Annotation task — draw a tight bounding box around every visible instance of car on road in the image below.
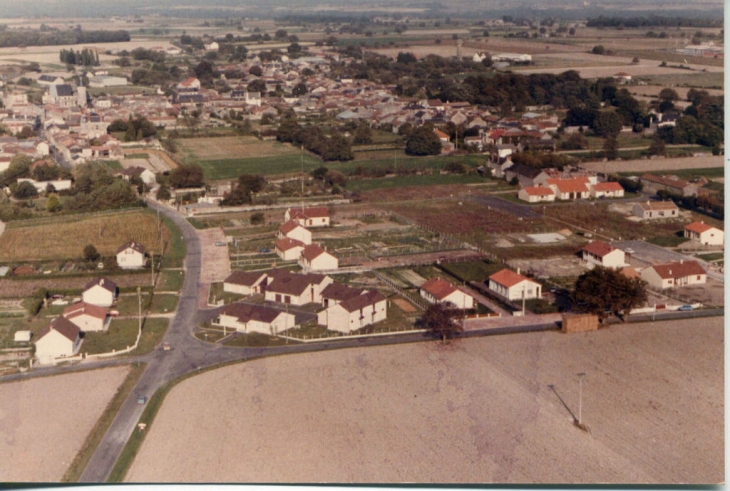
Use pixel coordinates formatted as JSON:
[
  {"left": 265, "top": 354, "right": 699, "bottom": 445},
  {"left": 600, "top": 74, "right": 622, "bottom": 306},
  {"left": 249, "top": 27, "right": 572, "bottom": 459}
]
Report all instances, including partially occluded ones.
[
  {"left": 215, "top": 241, "right": 226, "bottom": 247},
  {"left": 678, "top": 304, "right": 694, "bottom": 311},
  {"left": 162, "top": 343, "right": 171, "bottom": 351},
  {"left": 137, "top": 395, "right": 147, "bottom": 405}
]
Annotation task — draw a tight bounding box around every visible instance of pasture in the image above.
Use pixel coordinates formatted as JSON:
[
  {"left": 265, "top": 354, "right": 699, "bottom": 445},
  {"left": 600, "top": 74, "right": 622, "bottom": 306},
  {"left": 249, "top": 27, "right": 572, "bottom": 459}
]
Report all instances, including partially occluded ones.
[{"left": 0, "top": 210, "right": 169, "bottom": 262}]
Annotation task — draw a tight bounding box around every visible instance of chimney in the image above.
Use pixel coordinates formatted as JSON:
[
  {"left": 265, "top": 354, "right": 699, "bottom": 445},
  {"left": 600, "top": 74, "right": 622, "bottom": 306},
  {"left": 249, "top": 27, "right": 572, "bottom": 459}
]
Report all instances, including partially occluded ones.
[
  {"left": 517, "top": 267, "right": 521, "bottom": 275},
  {"left": 680, "top": 259, "right": 683, "bottom": 264}
]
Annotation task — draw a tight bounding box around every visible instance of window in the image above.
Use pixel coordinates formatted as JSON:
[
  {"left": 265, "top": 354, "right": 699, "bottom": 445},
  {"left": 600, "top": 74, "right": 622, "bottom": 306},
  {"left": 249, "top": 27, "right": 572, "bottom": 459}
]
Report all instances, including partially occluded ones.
[{"left": 697, "top": 275, "right": 701, "bottom": 280}]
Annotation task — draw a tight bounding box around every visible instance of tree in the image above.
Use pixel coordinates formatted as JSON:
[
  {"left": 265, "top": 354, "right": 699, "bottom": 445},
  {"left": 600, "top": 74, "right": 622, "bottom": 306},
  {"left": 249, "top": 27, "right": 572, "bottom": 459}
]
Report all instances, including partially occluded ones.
[
  {"left": 602, "top": 137, "right": 619, "bottom": 160},
  {"left": 405, "top": 126, "right": 442, "bottom": 156},
  {"left": 352, "top": 122, "right": 373, "bottom": 144},
  {"left": 248, "top": 65, "right": 262, "bottom": 77},
  {"left": 246, "top": 79, "right": 267, "bottom": 93},
  {"left": 416, "top": 303, "right": 463, "bottom": 343},
  {"left": 169, "top": 164, "right": 205, "bottom": 189},
  {"left": 46, "top": 193, "right": 62, "bottom": 212},
  {"left": 156, "top": 182, "right": 171, "bottom": 200},
  {"left": 291, "top": 82, "right": 307, "bottom": 96},
  {"left": 591, "top": 45, "right": 605, "bottom": 55},
  {"left": 250, "top": 212, "right": 265, "bottom": 225},
  {"left": 12, "top": 181, "right": 38, "bottom": 199},
  {"left": 223, "top": 174, "right": 266, "bottom": 206},
  {"left": 83, "top": 244, "right": 100, "bottom": 261},
  {"left": 648, "top": 138, "right": 666, "bottom": 156},
  {"left": 310, "top": 166, "right": 329, "bottom": 181},
  {"left": 573, "top": 267, "right": 647, "bottom": 322},
  {"left": 592, "top": 110, "right": 623, "bottom": 138}
]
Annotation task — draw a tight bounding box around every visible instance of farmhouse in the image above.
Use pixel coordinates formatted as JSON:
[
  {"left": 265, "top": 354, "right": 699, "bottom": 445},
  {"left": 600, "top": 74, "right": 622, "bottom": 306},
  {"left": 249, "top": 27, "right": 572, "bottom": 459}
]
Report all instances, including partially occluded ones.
[
  {"left": 275, "top": 237, "right": 306, "bottom": 261},
  {"left": 518, "top": 186, "right": 555, "bottom": 203},
  {"left": 581, "top": 241, "right": 626, "bottom": 269},
  {"left": 278, "top": 220, "right": 312, "bottom": 245},
  {"left": 299, "top": 244, "right": 338, "bottom": 272},
  {"left": 285, "top": 206, "right": 330, "bottom": 227},
  {"left": 504, "top": 163, "right": 547, "bottom": 188},
  {"left": 591, "top": 181, "right": 625, "bottom": 199},
  {"left": 317, "top": 290, "right": 387, "bottom": 334},
  {"left": 640, "top": 260, "right": 707, "bottom": 289},
  {"left": 264, "top": 269, "right": 333, "bottom": 306},
  {"left": 223, "top": 270, "right": 268, "bottom": 296},
  {"left": 632, "top": 201, "right": 679, "bottom": 220},
  {"left": 216, "top": 303, "right": 295, "bottom": 335},
  {"left": 82, "top": 277, "right": 117, "bottom": 307},
  {"left": 419, "top": 277, "right": 475, "bottom": 309},
  {"left": 62, "top": 302, "right": 110, "bottom": 332},
  {"left": 684, "top": 222, "right": 723, "bottom": 246},
  {"left": 35, "top": 317, "right": 82, "bottom": 365},
  {"left": 488, "top": 269, "right": 542, "bottom": 301},
  {"left": 116, "top": 241, "right": 146, "bottom": 269}
]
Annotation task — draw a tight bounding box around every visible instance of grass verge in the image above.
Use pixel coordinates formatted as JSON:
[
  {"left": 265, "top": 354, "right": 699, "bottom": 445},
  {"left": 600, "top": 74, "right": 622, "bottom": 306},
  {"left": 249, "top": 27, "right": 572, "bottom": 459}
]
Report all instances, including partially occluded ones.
[{"left": 62, "top": 363, "right": 146, "bottom": 482}]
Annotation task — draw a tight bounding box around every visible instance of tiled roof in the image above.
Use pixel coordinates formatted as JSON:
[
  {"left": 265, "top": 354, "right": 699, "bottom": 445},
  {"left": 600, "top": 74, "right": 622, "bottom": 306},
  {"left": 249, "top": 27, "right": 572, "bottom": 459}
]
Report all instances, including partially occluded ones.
[
  {"left": 581, "top": 241, "right": 616, "bottom": 258},
  {"left": 224, "top": 270, "right": 267, "bottom": 287},
  {"left": 547, "top": 177, "right": 590, "bottom": 193},
  {"left": 36, "top": 316, "right": 81, "bottom": 343},
  {"left": 636, "top": 201, "right": 678, "bottom": 211},
  {"left": 321, "top": 282, "right": 364, "bottom": 302},
  {"left": 289, "top": 206, "right": 329, "bottom": 220},
  {"left": 116, "top": 240, "right": 146, "bottom": 255},
  {"left": 649, "top": 260, "right": 706, "bottom": 279},
  {"left": 489, "top": 269, "right": 536, "bottom": 288},
  {"left": 593, "top": 181, "right": 624, "bottom": 192},
  {"left": 523, "top": 186, "right": 554, "bottom": 196},
  {"left": 266, "top": 270, "right": 328, "bottom": 296},
  {"left": 301, "top": 244, "right": 329, "bottom": 262},
  {"left": 279, "top": 219, "right": 303, "bottom": 234},
  {"left": 275, "top": 237, "right": 305, "bottom": 251},
  {"left": 221, "top": 303, "right": 284, "bottom": 324},
  {"left": 339, "top": 290, "right": 386, "bottom": 313},
  {"left": 684, "top": 221, "right": 717, "bottom": 234},
  {"left": 420, "top": 277, "right": 457, "bottom": 300},
  {"left": 62, "top": 301, "right": 109, "bottom": 320},
  {"left": 83, "top": 277, "right": 117, "bottom": 293}
]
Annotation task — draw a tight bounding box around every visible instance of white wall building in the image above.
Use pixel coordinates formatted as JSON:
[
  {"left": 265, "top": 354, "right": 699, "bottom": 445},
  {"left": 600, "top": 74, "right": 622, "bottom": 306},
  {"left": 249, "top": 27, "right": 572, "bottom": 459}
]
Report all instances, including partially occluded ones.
[
  {"left": 640, "top": 260, "right": 707, "bottom": 289},
  {"left": 317, "top": 290, "right": 387, "bottom": 334},
  {"left": 299, "top": 244, "right": 338, "bottom": 272},
  {"left": 488, "top": 269, "right": 542, "bottom": 301},
  {"left": 223, "top": 270, "right": 268, "bottom": 296},
  {"left": 684, "top": 222, "right": 723, "bottom": 246},
  {"left": 62, "top": 302, "right": 110, "bottom": 332},
  {"left": 82, "top": 277, "right": 117, "bottom": 307},
  {"left": 35, "top": 317, "right": 82, "bottom": 365},
  {"left": 216, "top": 303, "right": 295, "bottom": 335},
  {"left": 116, "top": 241, "right": 146, "bottom": 269},
  {"left": 278, "top": 220, "right": 312, "bottom": 245},
  {"left": 419, "top": 277, "right": 475, "bottom": 309},
  {"left": 581, "top": 241, "right": 626, "bottom": 269}
]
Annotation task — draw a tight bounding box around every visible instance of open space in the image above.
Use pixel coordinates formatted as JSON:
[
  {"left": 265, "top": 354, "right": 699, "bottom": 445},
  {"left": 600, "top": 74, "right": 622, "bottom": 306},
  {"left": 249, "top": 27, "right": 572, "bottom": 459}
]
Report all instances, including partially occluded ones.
[
  {"left": 126, "top": 317, "right": 723, "bottom": 483},
  {"left": 0, "top": 366, "right": 131, "bottom": 481}
]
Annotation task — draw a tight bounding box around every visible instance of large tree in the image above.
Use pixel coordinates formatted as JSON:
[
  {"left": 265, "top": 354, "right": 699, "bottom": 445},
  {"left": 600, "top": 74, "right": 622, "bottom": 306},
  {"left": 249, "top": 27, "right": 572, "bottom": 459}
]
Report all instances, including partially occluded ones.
[
  {"left": 572, "top": 267, "right": 648, "bottom": 322},
  {"left": 417, "top": 303, "right": 464, "bottom": 343},
  {"left": 169, "top": 164, "right": 205, "bottom": 189},
  {"left": 222, "top": 174, "right": 266, "bottom": 206},
  {"left": 405, "top": 126, "right": 442, "bottom": 156}
]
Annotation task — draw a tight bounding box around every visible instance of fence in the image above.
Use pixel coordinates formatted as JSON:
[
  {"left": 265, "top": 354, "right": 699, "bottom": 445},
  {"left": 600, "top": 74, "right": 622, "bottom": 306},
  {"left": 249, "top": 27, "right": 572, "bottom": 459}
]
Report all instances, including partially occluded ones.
[
  {"left": 373, "top": 271, "right": 429, "bottom": 311},
  {"left": 278, "top": 326, "right": 427, "bottom": 343}
]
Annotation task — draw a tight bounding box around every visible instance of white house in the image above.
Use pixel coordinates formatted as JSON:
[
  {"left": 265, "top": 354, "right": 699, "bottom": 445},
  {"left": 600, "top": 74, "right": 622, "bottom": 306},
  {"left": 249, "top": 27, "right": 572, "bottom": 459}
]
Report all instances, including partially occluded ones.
[
  {"left": 264, "top": 269, "right": 333, "bottom": 306},
  {"left": 16, "top": 178, "right": 72, "bottom": 193},
  {"left": 278, "top": 220, "right": 312, "bottom": 245},
  {"left": 82, "top": 277, "right": 117, "bottom": 307},
  {"left": 640, "top": 260, "right": 707, "bottom": 290},
  {"left": 419, "top": 277, "right": 475, "bottom": 309},
  {"left": 177, "top": 77, "right": 201, "bottom": 92},
  {"left": 684, "top": 222, "right": 723, "bottom": 246},
  {"left": 546, "top": 177, "right": 591, "bottom": 200},
  {"left": 34, "top": 317, "right": 82, "bottom": 365},
  {"left": 275, "top": 237, "right": 306, "bottom": 261},
  {"left": 62, "top": 302, "right": 110, "bottom": 332},
  {"left": 299, "top": 244, "right": 338, "bottom": 272},
  {"left": 488, "top": 269, "right": 542, "bottom": 301},
  {"left": 581, "top": 241, "right": 626, "bottom": 269},
  {"left": 317, "top": 290, "right": 387, "bottom": 334},
  {"left": 632, "top": 201, "right": 679, "bottom": 220},
  {"left": 518, "top": 186, "right": 555, "bottom": 203},
  {"left": 285, "top": 206, "right": 330, "bottom": 227},
  {"left": 216, "top": 303, "right": 295, "bottom": 335},
  {"left": 590, "top": 181, "right": 625, "bottom": 199},
  {"left": 120, "top": 166, "right": 156, "bottom": 186},
  {"left": 116, "top": 241, "right": 146, "bottom": 269},
  {"left": 223, "top": 270, "right": 268, "bottom": 296}
]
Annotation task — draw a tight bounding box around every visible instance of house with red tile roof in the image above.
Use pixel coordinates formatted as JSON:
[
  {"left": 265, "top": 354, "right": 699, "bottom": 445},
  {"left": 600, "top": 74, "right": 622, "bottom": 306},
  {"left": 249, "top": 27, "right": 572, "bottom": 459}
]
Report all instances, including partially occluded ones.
[
  {"left": 275, "top": 237, "right": 306, "bottom": 261},
  {"left": 546, "top": 177, "right": 591, "bottom": 200},
  {"left": 82, "top": 277, "right": 117, "bottom": 307},
  {"left": 419, "top": 277, "right": 474, "bottom": 309},
  {"left": 488, "top": 269, "right": 542, "bottom": 301},
  {"left": 263, "top": 269, "right": 333, "bottom": 305},
  {"left": 35, "top": 317, "right": 82, "bottom": 365},
  {"left": 590, "top": 181, "right": 625, "bottom": 199},
  {"left": 299, "top": 243, "right": 338, "bottom": 272},
  {"left": 223, "top": 270, "right": 268, "bottom": 295},
  {"left": 640, "top": 260, "right": 706, "bottom": 289},
  {"left": 116, "top": 241, "right": 146, "bottom": 270},
  {"left": 62, "top": 302, "right": 110, "bottom": 332},
  {"left": 581, "top": 241, "right": 626, "bottom": 269},
  {"left": 278, "top": 220, "right": 312, "bottom": 245},
  {"left": 285, "top": 206, "right": 330, "bottom": 227},
  {"left": 684, "top": 221, "right": 723, "bottom": 246}
]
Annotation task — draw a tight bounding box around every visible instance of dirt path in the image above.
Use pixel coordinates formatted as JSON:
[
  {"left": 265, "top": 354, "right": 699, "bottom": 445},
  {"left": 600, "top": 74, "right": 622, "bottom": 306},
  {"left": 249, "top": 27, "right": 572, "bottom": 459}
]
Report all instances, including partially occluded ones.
[{"left": 126, "top": 317, "right": 723, "bottom": 483}]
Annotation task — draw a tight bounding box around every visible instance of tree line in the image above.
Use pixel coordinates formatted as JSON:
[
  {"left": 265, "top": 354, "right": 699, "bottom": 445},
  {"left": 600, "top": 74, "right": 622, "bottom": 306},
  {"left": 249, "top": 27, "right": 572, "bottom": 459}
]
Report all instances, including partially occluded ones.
[
  {"left": 0, "top": 29, "right": 129, "bottom": 48},
  {"left": 59, "top": 48, "right": 100, "bottom": 66},
  {"left": 587, "top": 15, "right": 722, "bottom": 28}
]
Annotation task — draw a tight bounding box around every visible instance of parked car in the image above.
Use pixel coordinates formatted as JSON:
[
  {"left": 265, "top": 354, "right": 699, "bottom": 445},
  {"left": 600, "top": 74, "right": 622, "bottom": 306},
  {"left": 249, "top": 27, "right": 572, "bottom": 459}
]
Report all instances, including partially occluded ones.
[
  {"left": 678, "top": 304, "right": 694, "bottom": 311},
  {"left": 259, "top": 247, "right": 271, "bottom": 253},
  {"left": 162, "top": 343, "right": 171, "bottom": 351},
  {"left": 137, "top": 395, "right": 147, "bottom": 405}
]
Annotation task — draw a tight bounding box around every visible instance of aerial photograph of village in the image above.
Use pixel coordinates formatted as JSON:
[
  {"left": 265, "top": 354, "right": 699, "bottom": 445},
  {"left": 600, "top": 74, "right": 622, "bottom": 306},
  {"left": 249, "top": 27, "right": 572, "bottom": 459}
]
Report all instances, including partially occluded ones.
[{"left": 0, "top": 0, "right": 724, "bottom": 484}]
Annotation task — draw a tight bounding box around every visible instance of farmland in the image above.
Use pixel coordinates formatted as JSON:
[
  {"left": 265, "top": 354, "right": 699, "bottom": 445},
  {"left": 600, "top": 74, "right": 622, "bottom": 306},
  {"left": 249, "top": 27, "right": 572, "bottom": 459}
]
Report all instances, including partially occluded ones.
[
  {"left": 0, "top": 210, "right": 169, "bottom": 262},
  {"left": 125, "top": 317, "right": 723, "bottom": 483}
]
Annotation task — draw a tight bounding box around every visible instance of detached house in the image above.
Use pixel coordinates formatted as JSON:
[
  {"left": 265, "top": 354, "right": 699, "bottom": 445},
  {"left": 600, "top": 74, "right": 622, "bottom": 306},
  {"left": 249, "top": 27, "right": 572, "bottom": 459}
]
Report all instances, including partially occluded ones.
[
  {"left": 223, "top": 270, "right": 268, "bottom": 296},
  {"left": 35, "top": 317, "right": 82, "bottom": 365},
  {"left": 299, "top": 244, "right": 338, "bottom": 272},
  {"left": 275, "top": 237, "right": 306, "bottom": 261},
  {"left": 546, "top": 177, "right": 591, "bottom": 200},
  {"left": 217, "top": 303, "right": 295, "bottom": 335},
  {"left": 318, "top": 289, "right": 387, "bottom": 334},
  {"left": 285, "top": 206, "right": 330, "bottom": 227},
  {"left": 640, "top": 260, "right": 706, "bottom": 290},
  {"left": 581, "top": 241, "right": 626, "bottom": 269},
  {"left": 278, "top": 220, "right": 312, "bottom": 245},
  {"left": 264, "top": 269, "right": 333, "bottom": 306},
  {"left": 632, "top": 201, "right": 679, "bottom": 220},
  {"left": 518, "top": 186, "right": 555, "bottom": 203},
  {"left": 82, "top": 277, "right": 117, "bottom": 307},
  {"left": 684, "top": 222, "right": 723, "bottom": 246},
  {"left": 591, "top": 181, "right": 625, "bottom": 199},
  {"left": 62, "top": 302, "right": 110, "bottom": 332},
  {"left": 488, "top": 269, "right": 542, "bottom": 301},
  {"left": 420, "top": 277, "right": 475, "bottom": 309},
  {"left": 116, "top": 241, "right": 146, "bottom": 269}
]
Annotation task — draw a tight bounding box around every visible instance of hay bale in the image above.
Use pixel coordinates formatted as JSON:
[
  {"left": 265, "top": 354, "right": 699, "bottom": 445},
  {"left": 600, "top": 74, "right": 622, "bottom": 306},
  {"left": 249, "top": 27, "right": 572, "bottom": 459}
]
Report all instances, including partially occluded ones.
[{"left": 561, "top": 313, "right": 599, "bottom": 333}]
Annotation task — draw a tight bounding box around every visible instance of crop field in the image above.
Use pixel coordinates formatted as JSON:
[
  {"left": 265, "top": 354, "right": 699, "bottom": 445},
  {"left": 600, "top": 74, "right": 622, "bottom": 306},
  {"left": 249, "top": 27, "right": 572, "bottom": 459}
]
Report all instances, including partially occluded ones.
[
  {"left": 125, "top": 317, "right": 723, "bottom": 483},
  {"left": 582, "top": 156, "right": 723, "bottom": 174},
  {"left": 196, "top": 154, "right": 323, "bottom": 180},
  {"left": 177, "top": 136, "right": 302, "bottom": 161},
  {"left": 0, "top": 273, "right": 152, "bottom": 299},
  {"left": 0, "top": 210, "right": 169, "bottom": 262}
]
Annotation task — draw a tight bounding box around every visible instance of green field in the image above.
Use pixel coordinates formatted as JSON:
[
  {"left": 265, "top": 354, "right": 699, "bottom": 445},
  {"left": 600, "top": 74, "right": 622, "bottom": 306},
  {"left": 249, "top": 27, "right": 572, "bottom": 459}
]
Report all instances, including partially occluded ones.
[
  {"left": 198, "top": 153, "right": 323, "bottom": 180},
  {"left": 639, "top": 72, "right": 724, "bottom": 89}
]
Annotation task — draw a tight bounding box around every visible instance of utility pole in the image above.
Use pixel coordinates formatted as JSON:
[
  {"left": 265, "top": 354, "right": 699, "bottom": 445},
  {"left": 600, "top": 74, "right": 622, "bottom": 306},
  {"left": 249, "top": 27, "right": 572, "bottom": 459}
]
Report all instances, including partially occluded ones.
[
  {"left": 577, "top": 372, "right": 586, "bottom": 425},
  {"left": 137, "top": 286, "right": 142, "bottom": 333},
  {"left": 150, "top": 253, "right": 154, "bottom": 287}
]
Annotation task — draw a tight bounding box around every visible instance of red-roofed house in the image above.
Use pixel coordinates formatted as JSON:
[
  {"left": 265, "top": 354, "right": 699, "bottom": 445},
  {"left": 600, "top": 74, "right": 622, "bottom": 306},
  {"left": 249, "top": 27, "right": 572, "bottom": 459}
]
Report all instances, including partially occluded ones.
[
  {"left": 581, "top": 241, "right": 626, "bottom": 268},
  {"left": 684, "top": 222, "right": 723, "bottom": 246},
  {"left": 488, "top": 269, "right": 542, "bottom": 301},
  {"left": 275, "top": 237, "right": 306, "bottom": 261},
  {"left": 590, "top": 181, "right": 625, "bottom": 199},
  {"left": 640, "top": 260, "right": 706, "bottom": 289},
  {"left": 546, "top": 177, "right": 591, "bottom": 200},
  {"left": 278, "top": 220, "right": 312, "bottom": 245},
  {"left": 317, "top": 289, "right": 387, "bottom": 333},
  {"left": 216, "top": 302, "right": 295, "bottom": 335},
  {"left": 35, "top": 317, "right": 82, "bottom": 365},
  {"left": 518, "top": 186, "right": 555, "bottom": 203},
  {"left": 420, "top": 277, "right": 474, "bottom": 309},
  {"left": 177, "top": 77, "right": 201, "bottom": 92},
  {"left": 62, "top": 302, "right": 110, "bottom": 332},
  {"left": 285, "top": 206, "right": 330, "bottom": 227},
  {"left": 299, "top": 244, "right": 338, "bottom": 272}
]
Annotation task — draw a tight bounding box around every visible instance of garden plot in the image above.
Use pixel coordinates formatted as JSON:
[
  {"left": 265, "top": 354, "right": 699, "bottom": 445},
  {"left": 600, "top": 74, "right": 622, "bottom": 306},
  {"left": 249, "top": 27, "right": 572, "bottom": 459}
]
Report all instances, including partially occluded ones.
[{"left": 508, "top": 256, "right": 587, "bottom": 279}]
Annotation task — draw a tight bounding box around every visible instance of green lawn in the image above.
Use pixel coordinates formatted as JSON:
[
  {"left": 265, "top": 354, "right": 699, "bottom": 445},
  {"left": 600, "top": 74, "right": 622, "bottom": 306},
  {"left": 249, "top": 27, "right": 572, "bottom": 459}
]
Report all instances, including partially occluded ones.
[
  {"left": 82, "top": 319, "right": 141, "bottom": 355},
  {"left": 160, "top": 215, "right": 186, "bottom": 268},
  {"left": 347, "top": 173, "right": 486, "bottom": 192},
  {"left": 197, "top": 153, "right": 323, "bottom": 180},
  {"left": 696, "top": 252, "right": 724, "bottom": 262},
  {"left": 136, "top": 318, "right": 169, "bottom": 354},
  {"left": 149, "top": 294, "right": 178, "bottom": 314},
  {"left": 438, "top": 260, "right": 507, "bottom": 283},
  {"left": 158, "top": 270, "right": 184, "bottom": 292},
  {"left": 646, "top": 235, "right": 689, "bottom": 247}
]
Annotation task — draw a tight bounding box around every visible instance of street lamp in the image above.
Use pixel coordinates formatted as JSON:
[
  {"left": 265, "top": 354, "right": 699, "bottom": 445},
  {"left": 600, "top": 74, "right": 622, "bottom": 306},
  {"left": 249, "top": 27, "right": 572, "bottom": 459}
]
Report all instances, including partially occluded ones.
[{"left": 577, "top": 372, "right": 586, "bottom": 426}]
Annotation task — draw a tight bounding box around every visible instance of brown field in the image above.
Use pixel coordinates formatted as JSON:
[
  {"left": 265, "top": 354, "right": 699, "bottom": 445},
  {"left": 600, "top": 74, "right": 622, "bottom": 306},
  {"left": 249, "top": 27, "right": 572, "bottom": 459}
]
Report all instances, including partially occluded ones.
[
  {"left": 126, "top": 317, "right": 723, "bottom": 483},
  {"left": 0, "top": 273, "right": 155, "bottom": 298},
  {"left": 580, "top": 155, "right": 723, "bottom": 174},
  {"left": 629, "top": 85, "right": 724, "bottom": 98},
  {"left": 0, "top": 39, "right": 174, "bottom": 66},
  {"left": 177, "top": 136, "right": 300, "bottom": 161},
  {"left": 0, "top": 366, "right": 130, "bottom": 482},
  {"left": 0, "top": 210, "right": 169, "bottom": 262}
]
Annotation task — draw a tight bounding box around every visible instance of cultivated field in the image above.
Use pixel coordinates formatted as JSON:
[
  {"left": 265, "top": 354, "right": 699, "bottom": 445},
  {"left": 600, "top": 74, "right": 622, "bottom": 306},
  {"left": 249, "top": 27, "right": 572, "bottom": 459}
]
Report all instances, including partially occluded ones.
[
  {"left": 581, "top": 155, "right": 723, "bottom": 174},
  {"left": 177, "top": 136, "right": 302, "bottom": 161},
  {"left": 0, "top": 366, "right": 130, "bottom": 482},
  {"left": 0, "top": 210, "right": 169, "bottom": 261},
  {"left": 0, "top": 273, "right": 155, "bottom": 298},
  {"left": 126, "top": 317, "right": 723, "bottom": 483}
]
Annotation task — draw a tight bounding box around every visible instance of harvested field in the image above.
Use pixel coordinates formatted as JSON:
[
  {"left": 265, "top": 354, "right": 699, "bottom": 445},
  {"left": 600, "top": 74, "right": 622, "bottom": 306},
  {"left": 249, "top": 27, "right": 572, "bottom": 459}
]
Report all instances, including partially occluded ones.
[
  {"left": 0, "top": 366, "right": 130, "bottom": 482},
  {"left": 177, "top": 136, "right": 301, "bottom": 161},
  {"left": 0, "top": 210, "right": 168, "bottom": 262},
  {"left": 126, "top": 317, "right": 723, "bottom": 483},
  {"left": 0, "top": 274, "right": 151, "bottom": 298},
  {"left": 580, "top": 155, "right": 723, "bottom": 174}
]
